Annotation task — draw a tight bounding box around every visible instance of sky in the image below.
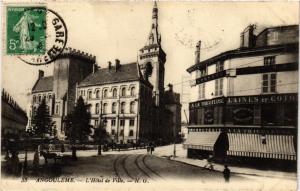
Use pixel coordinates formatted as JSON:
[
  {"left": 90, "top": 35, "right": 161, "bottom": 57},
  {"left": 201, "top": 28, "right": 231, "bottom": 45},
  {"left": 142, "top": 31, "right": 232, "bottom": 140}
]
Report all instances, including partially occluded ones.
[{"left": 2, "top": 1, "right": 299, "bottom": 110}]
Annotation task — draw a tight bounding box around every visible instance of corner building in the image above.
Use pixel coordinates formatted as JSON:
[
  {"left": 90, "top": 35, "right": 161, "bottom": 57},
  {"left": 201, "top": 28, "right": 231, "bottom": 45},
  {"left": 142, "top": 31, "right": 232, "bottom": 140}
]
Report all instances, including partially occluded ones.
[{"left": 185, "top": 25, "right": 298, "bottom": 161}]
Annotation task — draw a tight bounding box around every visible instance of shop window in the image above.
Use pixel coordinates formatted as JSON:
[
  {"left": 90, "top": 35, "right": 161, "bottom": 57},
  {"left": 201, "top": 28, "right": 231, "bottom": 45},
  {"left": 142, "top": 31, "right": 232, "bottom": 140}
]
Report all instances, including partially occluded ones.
[
  {"left": 214, "top": 106, "right": 223, "bottom": 124},
  {"left": 111, "top": 119, "right": 116, "bottom": 126},
  {"left": 204, "top": 108, "right": 214, "bottom": 124},
  {"left": 129, "top": 119, "right": 135, "bottom": 126},
  {"left": 253, "top": 105, "right": 261, "bottom": 125},
  {"left": 215, "top": 78, "right": 223, "bottom": 96},
  {"left": 261, "top": 105, "right": 277, "bottom": 125},
  {"left": 262, "top": 73, "right": 276, "bottom": 93},
  {"left": 120, "top": 119, "right": 125, "bottom": 126},
  {"left": 264, "top": 56, "right": 276, "bottom": 66}
]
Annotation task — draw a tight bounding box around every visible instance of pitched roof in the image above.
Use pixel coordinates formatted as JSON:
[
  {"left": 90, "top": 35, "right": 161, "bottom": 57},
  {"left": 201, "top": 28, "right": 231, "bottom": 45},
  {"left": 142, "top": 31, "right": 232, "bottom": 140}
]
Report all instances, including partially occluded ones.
[
  {"left": 78, "top": 62, "right": 143, "bottom": 87},
  {"left": 187, "top": 43, "right": 298, "bottom": 73},
  {"left": 32, "top": 76, "right": 53, "bottom": 93}
]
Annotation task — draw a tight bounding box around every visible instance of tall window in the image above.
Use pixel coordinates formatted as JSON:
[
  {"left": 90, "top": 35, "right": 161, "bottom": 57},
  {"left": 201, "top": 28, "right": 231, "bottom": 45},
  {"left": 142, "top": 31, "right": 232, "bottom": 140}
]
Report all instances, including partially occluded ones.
[
  {"left": 129, "top": 119, "right": 134, "bottom": 126},
  {"left": 88, "top": 90, "right": 92, "bottom": 99},
  {"left": 38, "top": 95, "right": 41, "bottom": 102},
  {"left": 103, "top": 103, "right": 108, "bottom": 114},
  {"left": 111, "top": 129, "right": 115, "bottom": 135},
  {"left": 216, "top": 61, "right": 224, "bottom": 72},
  {"left": 95, "top": 103, "right": 100, "bottom": 114},
  {"left": 96, "top": 89, "right": 100, "bottom": 98},
  {"left": 121, "top": 87, "right": 126, "bottom": 97},
  {"left": 33, "top": 95, "right": 36, "bottom": 103},
  {"left": 129, "top": 130, "right": 134, "bottom": 137},
  {"left": 111, "top": 119, "right": 116, "bottom": 126},
  {"left": 121, "top": 102, "right": 125, "bottom": 113},
  {"left": 55, "top": 104, "right": 59, "bottom": 114},
  {"left": 198, "top": 84, "right": 205, "bottom": 99},
  {"left": 130, "top": 86, "right": 135, "bottom": 96},
  {"left": 112, "top": 102, "right": 117, "bottom": 114},
  {"left": 120, "top": 119, "right": 125, "bottom": 126},
  {"left": 215, "top": 78, "right": 223, "bottom": 96},
  {"left": 130, "top": 102, "right": 135, "bottom": 113},
  {"left": 112, "top": 88, "right": 117, "bottom": 98},
  {"left": 264, "top": 56, "right": 276, "bottom": 66},
  {"left": 120, "top": 129, "right": 124, "bottom": 136},
  {"left": 262, "top": 73, "right": 276, "bottom": 93},
  {"left": 95, "top": 119, "right": 99, "bottom": 127},
  {"left": 103, "top": 89, "right": 108, "bottom": 98}
]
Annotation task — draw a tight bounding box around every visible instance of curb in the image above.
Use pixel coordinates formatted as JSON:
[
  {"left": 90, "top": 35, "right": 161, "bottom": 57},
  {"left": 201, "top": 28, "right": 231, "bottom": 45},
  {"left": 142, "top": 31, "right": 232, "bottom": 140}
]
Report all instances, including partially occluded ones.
[{"left": 157, "top": 155, "right": 296, "bottom": 180}]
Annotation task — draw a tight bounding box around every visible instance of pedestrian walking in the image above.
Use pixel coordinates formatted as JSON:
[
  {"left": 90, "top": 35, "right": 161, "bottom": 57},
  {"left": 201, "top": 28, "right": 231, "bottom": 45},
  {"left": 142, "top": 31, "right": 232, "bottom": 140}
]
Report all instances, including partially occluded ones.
[{"left": 223, "top": 165, "right": 231, "bottom": 182}]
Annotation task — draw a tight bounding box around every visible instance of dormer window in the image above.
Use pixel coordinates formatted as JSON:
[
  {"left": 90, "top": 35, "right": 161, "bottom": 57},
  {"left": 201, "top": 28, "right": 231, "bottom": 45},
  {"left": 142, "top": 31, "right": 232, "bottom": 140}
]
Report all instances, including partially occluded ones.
[{"left": 216, "top": 61, "right": 224, "bottom": 73}]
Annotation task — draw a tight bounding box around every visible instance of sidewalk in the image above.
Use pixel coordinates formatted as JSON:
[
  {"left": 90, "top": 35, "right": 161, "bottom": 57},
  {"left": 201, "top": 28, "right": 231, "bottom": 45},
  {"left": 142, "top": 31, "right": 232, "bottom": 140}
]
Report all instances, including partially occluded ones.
[{"left": 151, "top": 144, "right": 297, "bottom": 180}]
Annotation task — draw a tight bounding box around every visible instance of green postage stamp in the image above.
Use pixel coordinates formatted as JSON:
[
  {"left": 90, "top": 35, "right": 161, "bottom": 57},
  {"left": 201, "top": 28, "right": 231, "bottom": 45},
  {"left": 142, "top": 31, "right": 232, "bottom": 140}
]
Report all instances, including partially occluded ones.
[{"left": 6, "top": 7, "right": 46, "bottom": 54}]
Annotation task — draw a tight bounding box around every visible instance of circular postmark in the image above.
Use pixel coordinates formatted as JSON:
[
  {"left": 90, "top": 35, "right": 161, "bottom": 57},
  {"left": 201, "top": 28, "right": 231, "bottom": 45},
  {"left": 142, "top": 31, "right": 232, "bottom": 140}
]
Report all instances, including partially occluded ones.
[{"left": 9, "top": 7, "right": 68, "bottom": 65}]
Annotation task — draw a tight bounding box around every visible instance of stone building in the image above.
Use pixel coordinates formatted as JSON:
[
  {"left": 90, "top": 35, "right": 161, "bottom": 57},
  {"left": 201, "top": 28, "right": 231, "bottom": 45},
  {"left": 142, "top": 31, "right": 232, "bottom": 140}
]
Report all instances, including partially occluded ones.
[
  {"left": 2, "top": 89, "right": 28, "bottom": 140},
  {"left": 29, "top": 48, "right": 97, "bottom": 139},
  {"left": 185, "top": 25, "right": 298, "bottom": 161},
  {"left": 77, "top": 60, "right": 154, "bottom": 143},
  {"left": 27, "top": 2, "right": 181, "bottom": 143}
]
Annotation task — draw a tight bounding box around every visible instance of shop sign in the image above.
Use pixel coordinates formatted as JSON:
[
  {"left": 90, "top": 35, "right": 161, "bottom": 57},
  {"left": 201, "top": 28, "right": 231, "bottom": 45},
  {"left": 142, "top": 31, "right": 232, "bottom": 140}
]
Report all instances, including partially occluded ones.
[{"left": 227, "top": 94, "right": 297, "bottom": 105}]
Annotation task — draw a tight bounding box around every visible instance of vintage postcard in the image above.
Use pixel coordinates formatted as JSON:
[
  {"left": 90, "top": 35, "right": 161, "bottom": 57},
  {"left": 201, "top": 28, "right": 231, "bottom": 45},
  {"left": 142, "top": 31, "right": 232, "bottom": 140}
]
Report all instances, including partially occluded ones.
[{"left": 1, "top": 0, "right": 299, "bottom": 190}]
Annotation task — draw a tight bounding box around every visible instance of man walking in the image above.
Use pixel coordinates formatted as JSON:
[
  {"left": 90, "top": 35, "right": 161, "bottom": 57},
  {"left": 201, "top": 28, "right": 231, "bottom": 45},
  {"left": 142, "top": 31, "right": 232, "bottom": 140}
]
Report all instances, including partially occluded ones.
[{"left": 223, "top": 165, "right": 231, "bottom": 182}]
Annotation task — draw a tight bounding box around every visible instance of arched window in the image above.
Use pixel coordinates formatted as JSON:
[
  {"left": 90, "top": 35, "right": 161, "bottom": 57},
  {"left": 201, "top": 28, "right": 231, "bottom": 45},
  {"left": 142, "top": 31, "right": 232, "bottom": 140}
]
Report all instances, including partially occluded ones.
[
  {"left": 112, "top": 88, "right": 117, "bottom": 98},
  {"left": 130, "top": 101, "right": 135, "bottom": 113},
  {"left": 103, "top": 89, "right": 108, "bottom": 98},
  {"left": 121, "top": 102, "right": 125, "bottom": 113},
  {"left": 121, "top": 87, "right": 126, "bottom": 97},
  {"left": 88, "top": 90, "right": 92, "bottom": 99},
  {"left": 112, "top": 102, "right": 117, "bottom": 114},
  {"left": 103, "top": 103, "right": 108, "bottom": 114},
  {"left": 38, "top": 95, "right": 41, "bottom": 102},
  {"left": 120, "top": 129, "right": 124, "bottom": 136},
  {"left": 129, "top": 130, "right": 134, "bottom": 137},
  {"left": 33, "top": 95, "right": 36, "bottom": 103},
  {"left": 96, "top": 89, "right": 100, "bottom": 98},
  {"left": 95, "top": 103, "right": 99, "bottom": 114},
  {"left": 130, "top": 86, "right": 135, "bottom": 96}
]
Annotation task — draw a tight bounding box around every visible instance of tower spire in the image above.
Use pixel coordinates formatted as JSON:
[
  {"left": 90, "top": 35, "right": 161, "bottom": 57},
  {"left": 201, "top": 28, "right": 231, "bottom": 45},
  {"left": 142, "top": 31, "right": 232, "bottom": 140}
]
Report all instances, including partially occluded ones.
[{"left": 147, "top": 1, "right": 160, "bottom": 46}]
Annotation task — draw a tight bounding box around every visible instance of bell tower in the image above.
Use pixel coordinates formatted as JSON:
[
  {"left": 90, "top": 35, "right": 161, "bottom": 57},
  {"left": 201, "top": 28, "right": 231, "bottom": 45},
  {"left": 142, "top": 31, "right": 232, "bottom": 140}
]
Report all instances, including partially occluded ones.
[{"left": 138, "top": 1, "right": 166, "bottom": 106}]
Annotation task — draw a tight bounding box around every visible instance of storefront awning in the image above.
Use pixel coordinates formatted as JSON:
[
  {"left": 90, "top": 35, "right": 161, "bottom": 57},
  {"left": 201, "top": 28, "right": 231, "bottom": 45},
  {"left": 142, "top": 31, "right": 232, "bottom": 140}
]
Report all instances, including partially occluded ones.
[
  {"left": 184, "top": 131, "right": 221, "bottom": 151},
  {"left": 227, "top": 133, "right": 296, "bottom": 160}
]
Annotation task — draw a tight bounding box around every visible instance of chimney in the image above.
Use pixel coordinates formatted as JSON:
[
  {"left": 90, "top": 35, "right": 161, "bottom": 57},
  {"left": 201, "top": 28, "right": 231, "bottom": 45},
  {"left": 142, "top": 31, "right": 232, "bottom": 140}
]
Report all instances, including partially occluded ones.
[
  {"left": 38, "top": 70, "right": 44, "bottom": 79},
  {"left": 93, "top": 64, "right": 99, "bottom": 73},
  {"left": 115, "top": 59, "right": 120, "bottom": 71},
  {"left": 195, "top": 41, "right": 201, "bottom": 65},
  {"left": 108, "top": 61, "right": 112, "bottom": 70},
  {"left": 240, "top": 24, "right": 256, "bottom": 48}
]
